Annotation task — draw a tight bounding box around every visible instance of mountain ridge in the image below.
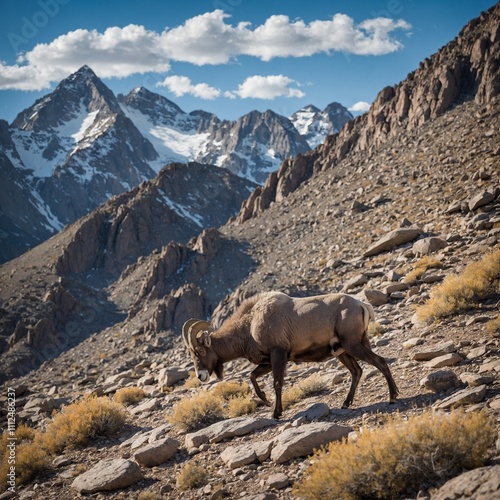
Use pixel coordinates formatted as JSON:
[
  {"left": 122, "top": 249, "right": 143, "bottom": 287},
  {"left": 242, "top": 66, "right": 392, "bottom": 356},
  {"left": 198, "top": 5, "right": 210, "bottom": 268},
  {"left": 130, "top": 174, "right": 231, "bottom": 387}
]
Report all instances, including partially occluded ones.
[{"left": 0, "top": 69, "right": 352, "bottom": 264}]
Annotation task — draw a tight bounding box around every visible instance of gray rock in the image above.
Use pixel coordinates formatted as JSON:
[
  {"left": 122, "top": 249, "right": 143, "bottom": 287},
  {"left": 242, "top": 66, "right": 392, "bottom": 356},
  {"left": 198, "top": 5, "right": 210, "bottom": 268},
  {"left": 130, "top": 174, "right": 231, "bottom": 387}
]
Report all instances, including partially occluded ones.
[
  {"left": 420, "top": 370, "right": 460, "bottom": 393},
  {"left": 133, "top": 437, "right": 180, "bottom": 467},
  {"left": 270, "top": 422, "right": 351, "bottom": 464},
  {"left": 432, "top": 464, "right": 500, "bottom": 500},
  {"left": 468, "top": 191, "right": 495, "bottom": 211},
  {"left": 71, "top": 458, "right": 142, "bottom": 493},
  {"left": 413, "top": 236, "right": 448, "bottom": 256},
  {"left": 267, "top": 473, "right": 290, "bottom": 490},
  {"left": 466, "top": 345, "right": 487, "bottom": 359},
  {"left": 413, "top": 341, "right": 457, "bottom": 361},
  {"left": 434, "top": 385, "right": 487, "bottom": 410},
  {"left": 157, "top": 367, "right": 189, "bottom": 389},
  {"left": 459, "top": 372, "right": 495, "bottom": 387},
  {"left": 363, "top": 228, "right": 422, "bottom": 257},
  {"left": 426, "top": 353, "right": 462, "bottom": 369},
  {"left": 342, "top": 273, "right": 368, "bottom": 291},
  {"left": 293, "top": 402, "right": 330, "bottom": 421},
  {"left": 185, "top": 417, "right": 278, "bottom": 449},
  {"left": 360, "top": 288, "right": 388, "bottom": 306}
]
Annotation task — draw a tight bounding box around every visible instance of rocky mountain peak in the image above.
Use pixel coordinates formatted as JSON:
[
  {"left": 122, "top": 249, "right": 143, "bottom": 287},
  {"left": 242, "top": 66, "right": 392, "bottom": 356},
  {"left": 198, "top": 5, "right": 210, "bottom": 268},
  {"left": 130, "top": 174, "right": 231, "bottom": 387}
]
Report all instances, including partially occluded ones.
[{"left": 12, "top": 66, "right": 121, "bottom": 132}]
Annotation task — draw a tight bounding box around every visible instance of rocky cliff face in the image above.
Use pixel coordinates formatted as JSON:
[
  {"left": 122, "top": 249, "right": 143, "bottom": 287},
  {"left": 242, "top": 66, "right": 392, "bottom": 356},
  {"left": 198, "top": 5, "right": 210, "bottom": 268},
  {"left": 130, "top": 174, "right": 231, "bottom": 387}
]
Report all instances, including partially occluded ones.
[{"left": 237, "top": 3, "right": 500, "bottom": 223}]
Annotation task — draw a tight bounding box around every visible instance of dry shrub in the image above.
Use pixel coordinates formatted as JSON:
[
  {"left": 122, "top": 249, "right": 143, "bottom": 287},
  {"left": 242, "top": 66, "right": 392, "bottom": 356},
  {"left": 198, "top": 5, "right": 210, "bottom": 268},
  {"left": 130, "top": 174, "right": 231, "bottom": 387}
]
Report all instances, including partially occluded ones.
[
  {"left": 227, "top": 395, "right": 257, "bottom": 418},
  {"left": 282, "top": 373, "right": 329, "bottom": 409},
  {"left": 0, "top": 424, "right": 48, "bottom": 491},
  {"left": 176, "top": 462, "right": 208, "bottom": 490},
  {"left": 212, "top": 380, "right": 250, "bottom": 401},
  {"left": 182, "top": 373, "right": 201, "bottom": 389},
  {"left": 416, "top": 249, "right": 500, "bottom": 323},
  {"left": 294, "top": 410, "right": 495, "bottom": 500},
  {"left": 114, "top": 387, "right": 146, "bottom": 406},
  {"left": 403, "top": 256, "right": 443, "bottom": 284},
  {"left": 168, "top": 391, "right": 224, "bottom": 433},
  {"left": 37, "top": 395, "right": 126, "bottom": 454}
]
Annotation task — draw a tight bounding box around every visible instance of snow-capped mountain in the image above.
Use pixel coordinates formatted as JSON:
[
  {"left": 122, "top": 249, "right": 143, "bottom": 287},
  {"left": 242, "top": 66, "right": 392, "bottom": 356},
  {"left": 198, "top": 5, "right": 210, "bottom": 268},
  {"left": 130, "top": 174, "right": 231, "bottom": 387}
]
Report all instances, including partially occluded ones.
[
  {"left": 290, "top": 103, "right": 353, "bottom": 148},
  {"left": 0, "top": 66, "right": 352, "bottom": 263}
]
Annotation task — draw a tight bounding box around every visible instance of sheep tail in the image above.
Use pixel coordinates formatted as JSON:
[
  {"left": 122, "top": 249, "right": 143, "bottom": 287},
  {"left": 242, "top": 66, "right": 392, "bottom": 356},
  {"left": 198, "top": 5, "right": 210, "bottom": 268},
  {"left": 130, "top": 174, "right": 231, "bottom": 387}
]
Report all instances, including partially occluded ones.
[{"left": 360, "top": 301, "right": 375, "bottom": 332}]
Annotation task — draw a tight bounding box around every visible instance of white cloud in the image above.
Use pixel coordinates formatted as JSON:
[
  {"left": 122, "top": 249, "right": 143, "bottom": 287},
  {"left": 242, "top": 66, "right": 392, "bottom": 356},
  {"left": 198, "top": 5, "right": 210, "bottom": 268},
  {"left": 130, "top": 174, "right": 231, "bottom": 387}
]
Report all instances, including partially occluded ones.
[
  {"left": 0, "top": 10, "right": 411, "bottom": 91},
  {"left": 232, "top": 75, "right": 304, "bottom": 99},
  {"left": 157, "top": 75, "right": 220, "bottom": 99},
  {"left": 348, "top": 101, "right": 371, "bottom": 113}
]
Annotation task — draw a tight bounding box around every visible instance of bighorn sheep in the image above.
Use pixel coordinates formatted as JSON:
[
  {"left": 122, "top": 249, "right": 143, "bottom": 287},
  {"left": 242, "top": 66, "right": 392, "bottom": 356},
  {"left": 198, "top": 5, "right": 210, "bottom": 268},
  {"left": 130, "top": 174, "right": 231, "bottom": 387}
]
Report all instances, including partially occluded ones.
[{"left": 183, "top": 292, "right": 398, "bottom": 419}]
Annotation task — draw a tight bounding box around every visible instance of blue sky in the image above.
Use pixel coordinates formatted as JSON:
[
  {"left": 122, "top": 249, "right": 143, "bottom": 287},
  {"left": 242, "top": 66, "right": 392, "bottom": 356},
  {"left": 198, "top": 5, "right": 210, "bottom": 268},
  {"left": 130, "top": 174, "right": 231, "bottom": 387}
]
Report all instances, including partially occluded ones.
[{"left": 0, "top": 0, "right": 496, "bottom": 122}]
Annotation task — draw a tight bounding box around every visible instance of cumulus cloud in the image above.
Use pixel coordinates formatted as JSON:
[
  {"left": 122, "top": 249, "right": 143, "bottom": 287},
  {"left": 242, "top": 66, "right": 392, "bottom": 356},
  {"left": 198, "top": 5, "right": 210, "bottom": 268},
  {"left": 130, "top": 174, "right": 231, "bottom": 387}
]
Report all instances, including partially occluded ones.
[
  {"left": 231, "top": 75, "right": 304, "bottom": 99},
  {"left": 348, "top": 101, "right": 371, "bottom": 113},
  {"left": 157, "top": 75, "right": 220, "bottom": 99},
  {"left": 0, "top": 10, "right": 411, "bottom": 90}
]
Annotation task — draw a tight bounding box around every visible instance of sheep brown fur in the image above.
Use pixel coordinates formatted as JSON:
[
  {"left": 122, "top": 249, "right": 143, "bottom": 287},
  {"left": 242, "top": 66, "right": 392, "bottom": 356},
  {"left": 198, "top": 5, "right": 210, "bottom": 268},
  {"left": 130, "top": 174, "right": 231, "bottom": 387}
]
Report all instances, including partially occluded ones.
[{"left": 183, "top": 291, "right": 398, "bottom": 419}]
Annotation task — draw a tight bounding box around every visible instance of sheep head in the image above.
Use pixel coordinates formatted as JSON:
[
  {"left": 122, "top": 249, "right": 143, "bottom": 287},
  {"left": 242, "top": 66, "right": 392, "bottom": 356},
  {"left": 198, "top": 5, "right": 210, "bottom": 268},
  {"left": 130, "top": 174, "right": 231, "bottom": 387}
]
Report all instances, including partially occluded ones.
[{"left": 182, "top": 319, "right": 221, "bottom": 382}]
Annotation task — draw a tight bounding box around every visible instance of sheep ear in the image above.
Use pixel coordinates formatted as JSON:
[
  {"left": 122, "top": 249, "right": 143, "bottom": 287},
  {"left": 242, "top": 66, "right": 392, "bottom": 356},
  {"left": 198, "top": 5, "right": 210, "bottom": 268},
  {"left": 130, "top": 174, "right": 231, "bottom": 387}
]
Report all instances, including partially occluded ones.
[{"left": 202, "top": 331, "right": 212, "bottom": 348}]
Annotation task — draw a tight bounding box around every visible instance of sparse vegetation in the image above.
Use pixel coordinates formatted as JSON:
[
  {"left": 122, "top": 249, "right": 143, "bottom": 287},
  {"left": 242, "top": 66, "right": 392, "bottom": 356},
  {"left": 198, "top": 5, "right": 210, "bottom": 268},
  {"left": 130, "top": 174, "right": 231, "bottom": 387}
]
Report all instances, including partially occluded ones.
[
  {"left": 486, "top": 313, "right": 500, "bottom": 335},
  {"left": 114, "top": 387, "right": 146, "bottom": 405},
  {"left": 416, "top": 249, "right": 500, "bottom": 323},
  {"left": 294, "top": 410, "right": 495, "bottom": 500},
  {"left": 182, "top": 372, "right": 201, "bottom": 389},
  {"left": 227, "top": 395, "right": 257, "bottom": 417},
  {"left": 282, "top": 373, "right": 329, "bottom": 409},
  {"left": 176, "top": 462, "right": 209, "bottom": 490},
  {"left": 0, "top": 397, "right": 126, "bottom": 491},
  {"left": 168, "top": 390, "right": 224, "bottom": 432},
  {"left": 403, "top": 256, "right": 443, "bottom": 283},
  {"left": 37, "top": 395, "right": 126, "bottom": 454},
  {"left": 211, "top": 380, "right": 251, "bottom": 401}
]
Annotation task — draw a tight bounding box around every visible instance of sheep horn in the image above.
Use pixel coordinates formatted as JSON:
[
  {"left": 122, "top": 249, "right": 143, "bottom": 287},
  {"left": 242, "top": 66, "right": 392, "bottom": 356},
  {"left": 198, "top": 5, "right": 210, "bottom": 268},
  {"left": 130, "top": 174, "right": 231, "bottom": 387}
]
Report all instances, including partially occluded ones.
[
  {"left": 188, "top": 320, "right": 213, "bottom": 350},
  {"left": 182, "top": 319, "right": 201, "bottom": 349}
]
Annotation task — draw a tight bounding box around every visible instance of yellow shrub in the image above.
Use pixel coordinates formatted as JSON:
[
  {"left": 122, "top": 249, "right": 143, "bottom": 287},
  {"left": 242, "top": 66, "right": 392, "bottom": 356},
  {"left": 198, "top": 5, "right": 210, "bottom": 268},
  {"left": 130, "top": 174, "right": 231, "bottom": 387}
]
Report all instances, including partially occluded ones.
[
  {"left": 114, "top": 387, "right": 146, "bottom": 406},
  {"left": 416, "top": 249, "right": 500, "bottom": 323},
  {"left": 294, "top": 410, "right": 495, "bottom": 500},
  {"left": 486, "top": 314, "right": 500, "bottom": 335},
  {"left": 168, "top": 391, "right": 224, "bottom": 432},
  {"left": 212, "top": 380, "right": 250, "bottom": 401},
  {"left": 182, "top": 373, "right": 201, "bottom": 389},
  {"left": 37, "top": 395, "right": 126, "bottom": 454},
  {"left": 282, "top": 373, "right": 329, "bottom": 409},
  {"left": 176, "top": 462, "right": 208, "bottom": 490},
  {"left": 403, "top": 256, "right": 443, "bottom": 283},
  {"left": 227, "top": 396, "right": 257, "bottom": 418},
  {"left": 0, "top": 424, "right": 48, "bottom": 491}
]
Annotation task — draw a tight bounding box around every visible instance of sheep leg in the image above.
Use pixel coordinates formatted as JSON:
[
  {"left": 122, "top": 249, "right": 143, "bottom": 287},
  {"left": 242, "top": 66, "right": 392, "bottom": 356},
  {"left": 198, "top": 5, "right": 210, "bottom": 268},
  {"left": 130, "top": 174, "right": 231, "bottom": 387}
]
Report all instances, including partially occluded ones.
[
  {"left": 270, "top": 347, "right": 288, "bottom": 419},
  {"left": 338, "top": 352, "right": 363, "bottom": 408},
  {"left": 250, "top": 364, "right": 272, "bottom": 406},
  {"left": 345, "top": 342, "right": 399, "bottom": 404}
]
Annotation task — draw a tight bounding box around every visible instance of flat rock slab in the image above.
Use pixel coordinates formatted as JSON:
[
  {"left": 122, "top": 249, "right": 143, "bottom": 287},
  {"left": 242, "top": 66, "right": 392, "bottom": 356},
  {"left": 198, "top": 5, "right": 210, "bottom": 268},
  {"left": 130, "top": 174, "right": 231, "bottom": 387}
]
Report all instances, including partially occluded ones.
[
  {"left": 71, "top": 458, "right": 142, "bottom": 493},
  {"left": 133, "top": 437, "right": 180, "bottom": 467},
  {"left": 432, "top": 464, "right": 500, "bottom": 500},
  {"left": 426, "top": 352, "right": 462, "bottom": 369},
  {"left": 185, "top": 416, "right": 278, "bottom": 449},
  {"left": 363, "top": 228, "right": 422, "bottom": 257},
  {"left": 270, "top": 422, "right": 351, "bottom": 464},
  {"left": 413, "top": 341, "right": 456, "bottom": 361},
  {"left": 221, "top": 440, "right": 274, "bottom": 469},
  {"left": 433, "top": 385, "right": 487, "bottom": 410}
]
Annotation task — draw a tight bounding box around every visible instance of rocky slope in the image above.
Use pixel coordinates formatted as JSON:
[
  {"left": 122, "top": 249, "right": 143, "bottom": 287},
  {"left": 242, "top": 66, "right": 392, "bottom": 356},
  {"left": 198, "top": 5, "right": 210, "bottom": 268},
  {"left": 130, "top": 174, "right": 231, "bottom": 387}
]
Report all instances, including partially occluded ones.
[{"left": 0, "top": 4, "right": 499, "bottom": 500}]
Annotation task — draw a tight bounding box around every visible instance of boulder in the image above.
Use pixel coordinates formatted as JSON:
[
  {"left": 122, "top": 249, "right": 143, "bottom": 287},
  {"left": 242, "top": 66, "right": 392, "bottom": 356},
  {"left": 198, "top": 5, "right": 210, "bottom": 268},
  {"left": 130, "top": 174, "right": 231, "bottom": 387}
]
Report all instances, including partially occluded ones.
[
  {"left": 185, "top": 417, "right": 278, "bottom": 449},
  {"left": 363, "top": 228, "right": 422, "bottom": 257},
  {"left": 420, "top": 370, "right": 461, "bottom": 393},
  {"left": 432, "top": 464, "right": 500, "bottom": 500},
  {"left": 412, "top": 237, "right": 447, "bottom": 256},
  {"left": 468, "top": 191, "right": 495, "bottom": 211},
  {"left": 360, "top": 288, "right": 388, "bottom": 306},
  {"left": 133, "top": 437, "right": 180, "bottom": 467},
  {"left": 267, "top": 473, "right": 290, "bottom": 490},
  {"left": 71, "top": 458, "right": 142, "bottom": 494},
  {"left": 270, "top": 422, "right": 351, "bottom": 464},
  {"left": 426, "top": 353, "right": 462, "bottom": 369},
  {"left": 433, "top": 385, "right": 487, "bottom": 410},
  {"left": 157, "top": 367, "right": 189, "bottom": 389},
  {"left": 459, "top": 372, "right": 495, "bottom": 387},
  {"left": 413, "top": 341, "right": 456, "bottom": 361},
  {"left": 220, "top": 440, "right": 274, "bottom": 469}
]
